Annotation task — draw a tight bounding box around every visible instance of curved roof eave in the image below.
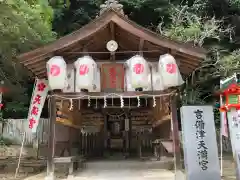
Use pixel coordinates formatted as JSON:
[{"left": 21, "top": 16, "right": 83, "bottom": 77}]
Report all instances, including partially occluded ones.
[{"left": 17, "top": 9, "right": 206, "bottom": 64}]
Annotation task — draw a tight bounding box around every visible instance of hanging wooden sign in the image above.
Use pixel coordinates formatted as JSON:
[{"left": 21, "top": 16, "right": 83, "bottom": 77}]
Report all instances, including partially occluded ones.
[{"left": 101, "top": 63, "right": 125, "bottom": 92}]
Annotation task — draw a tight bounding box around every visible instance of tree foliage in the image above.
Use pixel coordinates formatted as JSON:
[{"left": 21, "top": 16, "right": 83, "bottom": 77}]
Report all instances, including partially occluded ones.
[{"left": 0, "top": 0, "right": 56, "bottom": 117}]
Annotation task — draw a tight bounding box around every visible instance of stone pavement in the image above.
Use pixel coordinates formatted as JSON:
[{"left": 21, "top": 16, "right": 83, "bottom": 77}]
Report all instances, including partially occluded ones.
[
  {"left": 72, "top": 169, "right": 174, "bottom": 180},
  {"left": 21, "top": 160, "right": 175, "bottom": 180},
  {"left": 20, "top": 156, "right": 237, "bottom": 180},
  {"left": 71, "top": 160, "right": 175, "bottom": 180},
  {"left": 222, "top": 155, "right": 236, "bottom": 180}
]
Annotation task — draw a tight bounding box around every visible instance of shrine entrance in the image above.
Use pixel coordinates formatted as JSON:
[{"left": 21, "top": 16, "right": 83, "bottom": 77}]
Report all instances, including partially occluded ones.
[
  {"left": 78, "top": 98, "right": 157, "bottom": 160},
  {"left": 106, "top": 109, "right": 126, "bottom": 156}
]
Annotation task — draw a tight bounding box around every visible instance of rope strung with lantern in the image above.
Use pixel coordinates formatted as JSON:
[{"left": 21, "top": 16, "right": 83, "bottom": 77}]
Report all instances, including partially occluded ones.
[{"left": 50, "top": 91, "right": 175, "bottom": 99}]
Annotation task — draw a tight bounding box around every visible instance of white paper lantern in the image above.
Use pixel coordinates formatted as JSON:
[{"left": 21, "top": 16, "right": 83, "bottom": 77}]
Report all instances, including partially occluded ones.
[
  {"left": 63, "top": 65, "right": 75, "bottom": 93},
  {"left": 125, "top": 68, "right": 152, "bottom": 91},
  {"left": 90, "top": 68, "right": 101, "bottom": 92},
  {"left": 151, "top": 65, "right": 165, "bottom": 91},
  {"left": 75, "top": 67, "right": 101, "bottom": 92},
  {"left": 46, "top": 56, "right": 67, "bottom": 90},
  {"left": 125, "top": 55, "right": 149, "bottom": 90},
  {"left": 74, "top": 56, "right": 97, "bottom": 91},
  {"left": 158, "top": 54, "right": 184, "bottom": 88}
]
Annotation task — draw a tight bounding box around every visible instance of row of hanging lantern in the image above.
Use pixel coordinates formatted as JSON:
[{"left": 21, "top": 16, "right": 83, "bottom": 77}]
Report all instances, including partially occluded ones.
[
  {"left": 47, "top": 56, "right": 97, "bottom": 91},
  {"left": 46, "top": 54, "right": 184, "bottom": 92},
  {"left": 125, "top": 54, "right": 184, "bottom": 91}
]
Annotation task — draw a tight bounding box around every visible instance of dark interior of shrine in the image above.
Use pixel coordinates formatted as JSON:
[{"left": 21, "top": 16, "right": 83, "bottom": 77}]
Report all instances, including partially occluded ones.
[{"left": 45, "top": 96, "right": 174, "bottom": 160}]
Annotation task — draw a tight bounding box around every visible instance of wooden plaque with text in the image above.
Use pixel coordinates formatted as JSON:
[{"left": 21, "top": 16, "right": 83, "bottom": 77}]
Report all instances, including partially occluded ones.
[{"left": 101, "top": 63, "right": 125, "bottom": 92}]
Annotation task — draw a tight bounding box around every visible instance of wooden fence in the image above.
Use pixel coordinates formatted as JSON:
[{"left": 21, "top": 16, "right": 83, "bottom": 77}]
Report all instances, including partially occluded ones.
[{"left": 2, "top": 118, "right": 48, "bottom": 145}]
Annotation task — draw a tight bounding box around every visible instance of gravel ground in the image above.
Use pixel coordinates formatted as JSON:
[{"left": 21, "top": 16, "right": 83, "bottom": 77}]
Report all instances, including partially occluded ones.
[
  {"left": 222, "top": 155, "right": 236, "bottom": 180},
  {"left": 0, "top": 156, "right": 237, "bottom": 180},
  {"left": 0, "top": 172, "right": 68, "bottom": 180}
]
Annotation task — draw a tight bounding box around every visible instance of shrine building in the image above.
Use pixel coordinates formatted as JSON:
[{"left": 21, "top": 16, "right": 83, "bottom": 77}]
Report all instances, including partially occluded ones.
[{"left": 17, "top": 0, "right": 206, "bottom": 179}]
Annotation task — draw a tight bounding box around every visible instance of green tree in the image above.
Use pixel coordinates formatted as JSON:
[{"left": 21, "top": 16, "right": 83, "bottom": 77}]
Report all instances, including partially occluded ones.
[
  {"left": 0, "top": 0, "right": 56, "bottom": 117},
  {"left": 52, "top": 0, "right": 180, "bottom": 36}
]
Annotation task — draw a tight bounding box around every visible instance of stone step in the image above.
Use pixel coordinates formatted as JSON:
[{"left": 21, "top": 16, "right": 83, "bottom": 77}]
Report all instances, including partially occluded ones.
[{"left": 85, "top": 159, "right": 173, "bottom": 170}]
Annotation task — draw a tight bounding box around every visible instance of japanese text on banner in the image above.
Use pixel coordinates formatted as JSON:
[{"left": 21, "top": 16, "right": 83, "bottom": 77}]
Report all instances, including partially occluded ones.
[{"left": 28, "top": 79, "right": 49, "bottom": 132}]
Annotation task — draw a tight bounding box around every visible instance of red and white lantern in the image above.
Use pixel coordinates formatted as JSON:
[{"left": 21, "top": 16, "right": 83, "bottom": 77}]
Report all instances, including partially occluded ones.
[
  {"left": 125, "top": 55, "right": 149, "bottom": 90},
  {"left": 46, "top": 56, "right": 67, "bottom": 90},
  {"left": 158, "top": 54, "right": 184, "bottom": 88},
  {"left": 74, "top": 56, "right": 97, "bottom": 91},
  {"left": 125, "top": 68, "right": 152, "bottom": 91},
  {"left": 152, "top": 66, "right": 165, "bottom": 91}
]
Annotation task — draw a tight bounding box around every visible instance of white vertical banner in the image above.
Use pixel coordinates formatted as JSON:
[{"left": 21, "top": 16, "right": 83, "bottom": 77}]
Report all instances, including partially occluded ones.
[
  {"left": 27, "top": 79, "right": 49, "bottom": 133},
  {"left": 180, "top": 105, "right": 220, "bottom": 180},
  {"left": 235, "top": 150, "right": 240, "bottom": 179},
  {"left": 228, "top": 109, "right": 240, "bottom": 180},
  {"left": 227, "top": 109, "right": 240, "bottom": 156}
]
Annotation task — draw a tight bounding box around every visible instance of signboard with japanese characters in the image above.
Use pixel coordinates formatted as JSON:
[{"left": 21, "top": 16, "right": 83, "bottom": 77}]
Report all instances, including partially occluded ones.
[
  {"left": 180, "top": 106, "right": 220, "bottom": 180},
  {"left": 101, "top": 63, "right": 125, "bottom": 92},
  {"left": 227, "top": 109, "right": 240, "bottom": 156},
  {"left": 227, "top": 108, "right": 240, "bottom": 179},
  {"left": 27, "top": 79, "right": 49, "bottom": 133}
]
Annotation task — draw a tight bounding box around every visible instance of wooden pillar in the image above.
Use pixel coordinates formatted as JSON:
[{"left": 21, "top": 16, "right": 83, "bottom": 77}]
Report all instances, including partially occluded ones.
[
  {"left": 79, "top": 131, "right": 82, "bottom": 156},
  {"left": 68, "top": 127, "right": 72, "bottom": 156},
  {"left": 103, "top": 113, "right": 108, "bottom": 152},
  {"left": 170, "top": 93, "right": 181, "bottom": 174},
  {"left": 124, "top": 112, "right": 130, "bottom": 157},
  {"left": 129, "top": 115, "right": 132, "bottom": 155},
  {"left": 46, "top": 95, "right": 56, "bottom": 180}
]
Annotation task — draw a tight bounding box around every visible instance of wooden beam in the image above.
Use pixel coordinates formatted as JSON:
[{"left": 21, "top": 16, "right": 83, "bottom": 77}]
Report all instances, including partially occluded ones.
[
  {"left": 177, "top": 51, "right": 202, "bottom": 62},
  {"left": 110, "top": 22, "right": 115, "bottom": 40},
  {"left": 54, "top": 89, "right": 177, "bottom": 100},
  {"left": 33, "top": 68, "right": 46, "bottom": 74},
  {"left": 36, "top": 70, "right": 46, "bottom": 78},
  {"left": 112, "top": 16, "right": 206, "bottom": 59},
  {"left": 152, "top": 114, "right": 171, "bottom": 127},
  {"left": 139, "top": 38, "right": 145, "bottom": 56},
  {"left": 28, "top": 61, "right": 46, "bottom": 69},
  {"left": 170, "top": 49, "right": 177, "bottom": 56},
  {"left": 54, "top": 40, "right": 86, "bottom": 55},
  {"left": 21, "top": 55, "right": 49, "bottom": 65},
  {"left": 109, "top": 22, "right": 116, "bottom": 61}
]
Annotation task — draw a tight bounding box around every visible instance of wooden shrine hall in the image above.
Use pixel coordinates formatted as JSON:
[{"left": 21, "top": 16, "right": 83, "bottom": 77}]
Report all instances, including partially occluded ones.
[{"left": 17, "top": 0, "right": 206, "bottom": 179}]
